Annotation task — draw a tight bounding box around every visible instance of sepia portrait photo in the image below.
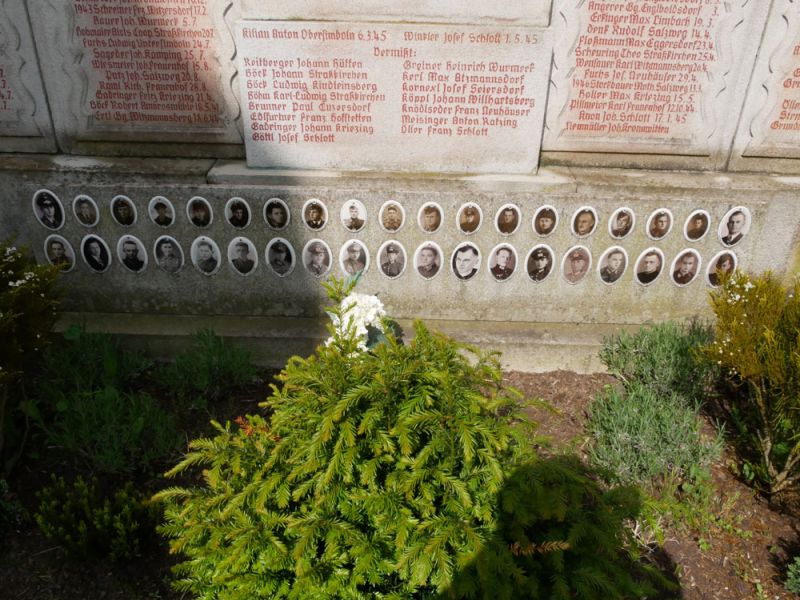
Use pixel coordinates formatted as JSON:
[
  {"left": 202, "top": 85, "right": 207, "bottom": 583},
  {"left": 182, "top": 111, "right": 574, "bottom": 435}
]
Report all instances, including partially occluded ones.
[
  {"left": 228, "top": 237, "right": 258, "bottom": 276},
  {"left": 379, "top": 201, "right": 405, "bottom": 232},
  {"left": 609, "top": 207, "right": 635, "bottom": 239},
  {"left": 634, "top": 247, "right": 665, "bottom": 285},
  {"left": 495, "top": 204, "right": 521, "bottom": 235},
  {"left": 533, "top": 205, "right": 558, "bottom": 237},
  {"left": 339, "top": 239, "right": 369, "bottom": 275},
  {"left": 187, "top": 196, "right": 213, "bottom": 228},
  {"left": 303, "top": 239, "right": 332, "bottom": 277},
  {"left": 646, "top": 209, "right": 673, "bottom": 241},
  {"left": 526, "top": 245, "right": 553, "bottom": 282},
  {"left": 718, "top": 206, "right": 751, "bottom": 247},
  {"left": 303, "top": 199, "right": 327, "bottom": 231},
  {"left": 597, "top": 246, "right": 628, "bottom": 285},
  {"left": 73, "top": 194, "right": 99, "bottom": 228},
  {"left": 111, "top": 195, "right": 137, "bottom": 227},
  {"left": 488, "top": 244, "right": 517, "bottom": 282},
  {"left": 414, "top": 242, "right": 442, "bottom": 280},
  {"left": 153, "top": 236, "right": 184, "bottom": 274},
  {"left": 562, "top": 245, "right": 591, "bottom": 284},
  {"left": 44, "top": 235, "right": 75, "bottom": 273},
  {"left": 684, "top": 209, "right": 710, "bottom": 242},
  {"left": 418, "top": 202, "right": 443, "bottom": 234},
  {"left": 266, "top": 238, "right": 295, "bottom": 277},
  {"left": 226, "top": 197, "right": 251, "bottom": 229},
  {"left": 148, "top": 196, "right": 174, "bottom": 228},
  {"left": 264, "top": 198, "right": 290, "bottom": 231},
  {"left": 32, "top": 189, "right": 64, "bottom": 230},
  {"left": 572, "top": 206, "right": 598, "bottom": 238},
  {"left": 341, "top": 199, "right": 367, "bottom": 232},
  {"left": 378, "top": 241, "right": 406, "bottom": 279},
  {"left": 81, "top": 234, "right": 112, "bottom": 273},
  {"left": 117, "top": 235, "right": 148, "bottom": 274},
  {"left": 451, "top": 242, "right": 481, "bottom": 281},
  {"left": 706, "top": 251, "right": 737, "bottom": 287},
  {"left": 457, "top": 203, "right": 482, "bottom": 234},
  {"left": 190, "top": 236, "right": 221, "bottom": 276},
  {"left": 671, "top": 249, "right": 701, "bottom": 287}
]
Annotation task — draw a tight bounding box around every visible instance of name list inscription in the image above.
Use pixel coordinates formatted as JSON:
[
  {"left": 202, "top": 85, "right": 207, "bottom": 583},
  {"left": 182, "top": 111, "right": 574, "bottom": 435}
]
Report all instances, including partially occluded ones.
[
  {"left": 0, "top": 62, "right": 15, "bottom": 118},
  {"left": 72, "top": 0, "right": 222, "bottom": 128},
  {"left": 560, "top": 0, "right": 721, "bottom": 143},
  {"left": 237, "top": 22, "right": 550, "bottom": 172},
  {"left": 764, "top": 41, "right": 800, "bottom": 138}
]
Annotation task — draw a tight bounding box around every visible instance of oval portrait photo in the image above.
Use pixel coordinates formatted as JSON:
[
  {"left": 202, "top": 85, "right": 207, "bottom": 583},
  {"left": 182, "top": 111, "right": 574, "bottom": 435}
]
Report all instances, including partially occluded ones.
[
  {"left": 266, "top": 238, "right": 295, "bottom": 277},
  {"left": 187, "top": 196, "right": 213, "bottom": 228},
  {"left": 671, "top": 249, "right": 702, "bottom": 287},
  {"left": 377, "top": 241, "right": 406, "bottom": 279},
  {"left": 414, "top": 242, "right": 442, "bottom": 280},
  {"left": 718, "top": 206, "right": 751, "bottom": 247},
  {"left": 379, "top": 201, "right": 405, "bottom": 233},
  {"left": 303, "top": 239, "right": 332, "bottom": 277},
  {"left": 533, "top": 205, "right": 558, "bottom": 237},
  {"left": 341, "top": 199, "right": 367, "bottom": 233},
  {"left": 148, "top": 196, "right": 175, "bottom": 228},
  {"left": 117, "top": 235, "right": 148, "bottom": 274},
  {"left": 451, "top": 242, "right": 481, "bottom": 281},
  {"left": 32, "top": 189, "right": 65, "bottom": 230},
  {"left": 73, "top": 194, "right": 99, "bottom": 228},
  {"left": 81, "top": 234, "right": 112, "bottom": 273},
  {"left": 303, "top": 199, "right": 327, "bottom": 231},
  {"left": 597, "top": 246, "right": 628, "bottom": 285},
  {"left": 110, "top": 195, "right": 137, "bottom": 227},
  {"left": 264, "top": 198, "right": 291, "bottom": 231},
  {"left": 684, "top": 209, "right": 710, "bottom": 242},
  {"left": 226, "top": 197, "right": 251, "bottom": 229},
  {"left": 562, "top": 245, "right": 591, "bottom": 284},
  {"left": 153, "top": 236, "right": 184, "bottom": 274},
  {"left": 44, "top": 234, "right": 75, "bottom": 273},
  {"left": 488, "top": 244, "right": 517, "bottom": 282},
  {"left": 634, "top": 247, "right": 665, "bottom": 286},
  {"left": 706, "top": 250, "right": 737, "bottom": 287},
  {"left": 526, "top": 245, "right": 554, "bottom": 282},
  {"left": 572, "top": 206, "right": 598, "bottom": 238},
  {"left": 456, "top": 202, "right": 482, "bottom": 235},
  {"left": 340, "top": 239, "right": 369, "bottom": 275},
  {"left": 608, "top": 207, "right": 635, "bottom": 240},
  {"left": 190, "top": 236, "right": 221, "bottom": 276},
  {"left": 495, "top": 204, "right": 521, "bottom": 235},
  {"left": 418, "top": 203, "right": 443, "bottom": 234},
  {"left": 646, "top": 208, "right": 673, "bottom": 241},
  {"left": 228, "top": 236, "right": 258, "bottom": 276}
]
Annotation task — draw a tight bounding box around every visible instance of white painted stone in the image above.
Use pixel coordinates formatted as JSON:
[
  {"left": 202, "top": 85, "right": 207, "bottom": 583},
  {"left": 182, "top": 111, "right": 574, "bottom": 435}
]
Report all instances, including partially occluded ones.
[
  {"left": 237, "top": 21, "right": 551, "bottom": 173},
  {"left": 0, "top": 1, "right": 56, "bottom": 151}
]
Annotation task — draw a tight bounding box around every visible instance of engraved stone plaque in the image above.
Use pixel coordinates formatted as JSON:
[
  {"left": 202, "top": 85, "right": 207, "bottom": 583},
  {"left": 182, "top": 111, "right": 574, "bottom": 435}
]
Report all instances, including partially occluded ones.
[
  {"left": 0, "top": 1, "right": 56, "bottom": 152},
  {"left": 237, "top": 21, "right": 552, "bottom": 173},
  {"left": 28, "top": 0, "right": 242, "bottom": 153}
]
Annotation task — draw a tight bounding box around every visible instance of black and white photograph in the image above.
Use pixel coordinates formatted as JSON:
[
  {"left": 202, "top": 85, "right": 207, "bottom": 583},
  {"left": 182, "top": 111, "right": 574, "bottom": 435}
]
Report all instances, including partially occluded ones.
[
  {"left": 264, "top": 198, "right": 290, "bottom": 230},
  {"left": 303, "top": 199, "right": 327, "bottom": 231},
  {"left": 80, "top": 234, "right": 112, "bottom": 273},
  {"left": 73, "top": 194, "right": 99, "bottom": 227},
  {"left": 414, "top": 242, "right": 442, "bottom": 279},
  {"left": 303, "top": 239, "right": 332, "bottom": 277},
  {"left": 526, "top": 245, "right": 554, "bottom": 282},
  {"left": 266, "top": 238, "right": 295, "bottom": 277},
  {"left": 451, "top": 242, "right": 481, "bottom": 281},
  {"left": 495, "top": 204, "right": 521, "bottom": 235},
  {"left": 572, "top": 206, "right": 598, "bottom": 238},
  {"left": 609, "top": 207, "right": 635, "bottom": 239},
  {"left": 456, "top": 203, "right": 482, "bottom": 234},
  {"left": 379, "top": 201, "right": 404, "bottom": 232},
  {"left": 418, "top": 203, "right": 443, "bottom": 234},
  {"left": 117, "top": 235, "right": 148, "bottom": 273},
  {"left": 562, "top": 246, "right": 591, "bottom": 284},
  {"left": 597, "top": 246, "right": 628, "bottom": 285},
  {"left": 718, "top": 206, "right": 751, "bottom": 247},
  {"left": 190, "top": 236, "right": 221, "bottom": 276},
  {"left": 646, "top": 209, "right": 673, "bottom": 240},
  {"left": 684, "top": 209, "right": 710, "bottom": 242},
  {"left": 706, "top": 251, "right": 737, "bottom": 287},
  {"left": 227, "top": 236, "right": 258, "bottom": 276},
  {"left": 377, "top": 241, "right": 406, "bottom": 279},
  {"left": 32, "top": 189, "right": 64, "bottom": 230},
  {"left": 110, "top": 195, "right": 137, "bottom": 227},
  {"left": 671, "top": 249, "right": 702, "bottom": 287},
  {"left": 44, "top": 235, "right": 75, "bottom": 273},
  {"left": 153, "top": 236, "right": 184, "bottom": 274},
  {"left": 148, "top": 196, "right": 175, "bottom": 228},
  {"left": 634, "top": 247, "right": 665, "bottom": 285},
  {"left": 533, "top": 205, "right": 558, "bottom": 237},
  {"left": 339, "top": 239, "right": 369, "bottom": 275},
  {"left": 187, "top": 196, "right": 213, "bottom": 228},
  {"left": 226, "top": 197, "right": 251, "bottom": 229},
  {"left": 341, "top": 199, "right": 367, "bottom": 232},
  {"left": 488, "top": 244, "right": 517, "bottom": 282}
]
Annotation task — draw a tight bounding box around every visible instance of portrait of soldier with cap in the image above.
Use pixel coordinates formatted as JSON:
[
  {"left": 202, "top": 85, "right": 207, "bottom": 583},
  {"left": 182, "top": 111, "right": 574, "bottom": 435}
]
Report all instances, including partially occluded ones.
[
  {"left": 267, "top": 238, "right": 294, "bottom": 276},
  {"left": 304, "top": 200, "right": 327, "bottom": 230},
  {"left": 379, "top": 242, "right": 405, "bottom": 278},
  {"left": 304, "top": 240, "right": 331, "bottom": 277},
  {"left": 149, "top": 196, "right": 174, "bottom": 227},
  {"left": 452, "top": 243, "right": 481, "bottom": 281},
  {"left": 563, "top": 246, "right": 591, "bottom": 284},
  {"left": 380, "top": 201, "right": 404, "bottom": 232},
  {"left": 457, "top": 203, "right": 482, "bottom": 234},
  {"left": 33, "top": 189, "right": 64, "bottom": 230},
  {"left": 526, "top": 245, "right": 553, "bottom": 282},
  {"left": 340, "top": 240, "right": 368, "bottom": 275},
  {"left": 533, "top": 206, "right": 557, "bottom": 236},
  {"left": 342, "top": 200, "right": 366, "bottom": 232}
]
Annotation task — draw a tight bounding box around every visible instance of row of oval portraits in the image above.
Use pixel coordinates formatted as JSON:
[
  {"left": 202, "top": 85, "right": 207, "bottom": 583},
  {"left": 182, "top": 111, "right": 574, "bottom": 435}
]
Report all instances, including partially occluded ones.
[
  {"left": 31, "top": 189, "right": 752, "bottom": 248},
  {"left": 44, "top": 234, "right": 738, "bottom": 287}
]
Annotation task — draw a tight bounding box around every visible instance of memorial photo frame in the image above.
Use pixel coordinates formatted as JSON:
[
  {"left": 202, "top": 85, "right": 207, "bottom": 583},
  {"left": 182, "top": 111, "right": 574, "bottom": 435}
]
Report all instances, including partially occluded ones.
[
  {"left": 44, "top": 234, "right": 75, "bottom": 273},
  {"left": 225, "top": 197, "right": 252, "bottom": 229},
  {"left": 190, "top": 236, "right": 221, "bottom": 276},
  {"left": 73, "top": 194, "right": 100, "bottom": 228},
  {"left": 110, "top": 195, "right": 137, "bottom": 227},
  {"left": 451, "top": 242, "right": 481, "bottom": 281},
  {"left": 414, "top": 242, "right": 443, "bottom": 280},
  {"left": 117, "top": 235, "right": 148, "bottom": 274},
  {"left": 227, "top": 236, "right": 258, "bottom": 276},
  {"left": 532, "top": 205, "right": 558, "bottom": 237},
  {"left": 562, "top": 245, "right": 592, "bottom": 284},
  {"left": 684, "top": 209, "right": 711, "bottom": 242},
  {"left": 80, "top": 234, "right": 112, "bottom": 273},
  {"left": 379, "top": 201, "right": 405, "bottom": 233},
  {"left": 418, "top": 202, "right": 443, "bottom": 234},
  {"left": 377, "top": 240, "right": 406, "bottom": 279},
  {"left": 148, "top": 196, "right": 175, "bottom": 228},
  {"left": 706, "top": 250, "right": 737, "bottom": 287},
  {"left": 608, "top": 207, "right": 635, "bottom": 240},
  {"left": 264, "top": 198, "right": 291, "bottom": 231},
  {"left": 488, "top": 243, "right": 517, "bottom": 282},
  {"left": 32, "top": 189, "right": 64, "bottom": 231},
  {"left": 526, "top": 244, "right": 554, "bottom": 282},
  {"left": 153, "top": 235, "right": 184, "bottom": 274},
  {"left": 303, "top": 239, "right": 332, "bottom": 277},
  {"left": 646, "top": 208, "right": 673, "bottom": 241},
  {"left": 303, "top": 199, "right": 328, "bottom": 231},
  {"left": 572, "top": 206, "right": 598, "bottom": 238},
  {"left": 187, "top": 196, "right": 213, "bottom": 228},
  {"left": 495, "top": 204, "right": 521, "bottom": 236},
  {"left": 671, "top": 248, "right": 702, "bottom": 287},
  {"left": 339, "top": 239, "right": 370, "bottom": 275},
  {"left": 341, "top": 199, "right": 367, "bottom": 233},
  {"left": 718, "top": 206, "right": 751, "bottom": 247},
  {"left": 597, "top": 246, "right": 628, "bottom": 285},
  {"left": 456, "top": 202, "right": 482, "bottom": 235},
  {"left": 634, "top": 247, "right": 665, "bottom": 286},
  {"left": 266, "top": 238, "right": 296, "bottom": 277}
]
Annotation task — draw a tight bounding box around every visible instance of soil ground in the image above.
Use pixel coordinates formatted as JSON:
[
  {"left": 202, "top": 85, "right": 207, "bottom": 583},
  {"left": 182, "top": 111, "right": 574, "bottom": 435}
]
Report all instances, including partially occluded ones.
[{"left": 1, "top": 370, "right": 798, "bottom": 599}]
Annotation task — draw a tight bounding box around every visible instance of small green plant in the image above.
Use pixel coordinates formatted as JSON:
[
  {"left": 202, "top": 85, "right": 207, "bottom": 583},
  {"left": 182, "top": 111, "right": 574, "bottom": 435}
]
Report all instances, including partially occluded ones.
[
  {"left": 154, "top": 329, "right": 257, "bottom": 411},
  {"left": 786, "top": 555, "right": 800, "bottom": 595},
  {"left": 0, "top": 478, "right": 25, "bottom": 537},
  {"left": 35, "top": 474, "right": 157, "bottom": 561},
  {"left": 700, "top": 271, "right": 800, "bottom": 494}
]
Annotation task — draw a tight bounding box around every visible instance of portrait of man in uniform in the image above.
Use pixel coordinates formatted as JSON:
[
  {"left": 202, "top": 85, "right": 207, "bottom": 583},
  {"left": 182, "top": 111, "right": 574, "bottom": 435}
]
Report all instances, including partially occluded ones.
[
  {"left": 74, "top": 195, "right": 99, "bottom": 227},
  {"left": 496, "top": 205, "right": 520, "bottom": 235},
  {"left": 155, "top": 237, "right": 183, "bottom": 273},
  {"left": 188, "top": 197, "right": 212, "bottom": 228},
  {"left": 342, "top": 200, "right": 366, "bottom": 232},
  {"left": 672, "top": 250, "right": 700, "bottom": 286},
  {"left": 380, "top": 202, "right": 404, "bottom": 232},
  {"left": 111, "top": 196, "right": 136, "bottom": 226},
  {"left": 46, "top": 236, "right": 73, "bottom": 272},
  {"left": 452, "top": 243, "right": 480, "bottom": 281},
  {"left": 599, "top": 247, "right": 626, "bottom": 284},
  {"left": 685, "top": 210, "right": 709, "bottom": 241},
  {"left": 340, "top": 240, "right": 368, "bottom": 275},
  {"left": 304, "top": 201, "right": 327, "bottom": 230},
  {"left": 533, "top": 207, "right": 557, "bottom": 236},
  {"left": 415, "top": 244, "right": 440, "bottom": 279},
  {"left": 563, "top": 247, "right": 590, "bottom": 284},
  {"left": 305, "top": 240, "right": 331, "bottom": 277},
  {"left": 635, "top": 249, "right": 663, "bottom": 285},
  {"left": 81, "top": 235, "right": 111, "bottom": 273},
  {"left": 267, "top": 239, "right": 294, "bottom": 276},
  {"left": 149, "top": 197, "right": 174, "bottom": 227},
  {"left": 609, "top": 208, "right": 634, "bottom": 239},
  {"left": 227, "top": 198, "right": 250, "bottom": 229},
  {"left": 192, "top": 237, "right": 220, "bottom": 275},
  {"left": 33, "top": 190, "right": 64, "bottom": 230},
  {"left": 265, "top": 199, "right": 290, "bottom": 230},
  {"left": 572, "top": 208, "right": 597, "bottom": 237},
  {"left": 119, "top": 236, "right": 146, "bottom": 273},
  {"left": 648, "top": 210, "right": 671, "bottom": 240},
  {"left": 527, "top": 246, "right": 552, "bottom": 282},
  {"left": 379, "top": 242, "right": 405, "bottom": 278},
  {"left": 458, "top": 204, "right": 481, "bottom": 234},
  {"left": 720, "top": 208, "right": 749, "bottom": 246},
  {"left": 419, "top": 204, "right": 442, "bottom": 233},
  {"left": 489, "top": 245, "right": 516, "bottom": 281},
  {"left": 229, "top": 238, "right": 256, "bottom": 275}
]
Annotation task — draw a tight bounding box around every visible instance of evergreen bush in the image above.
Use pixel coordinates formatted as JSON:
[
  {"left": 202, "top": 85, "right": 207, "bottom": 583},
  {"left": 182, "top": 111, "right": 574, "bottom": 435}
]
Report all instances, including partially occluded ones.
[{"left": 786, "top": 555, "right": 800, "bottom": 595}]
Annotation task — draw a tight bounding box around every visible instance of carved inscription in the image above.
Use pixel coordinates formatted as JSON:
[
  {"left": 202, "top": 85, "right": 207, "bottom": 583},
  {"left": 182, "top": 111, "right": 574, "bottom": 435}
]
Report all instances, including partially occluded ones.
[
  {"left": 238, "top": 22, "right": 551, "bottom": 173},
  {"left": 72, "top": 0, "right": 222, "bottom": 128},
  {"left": 772, "top": 42, "right": 800, "bottom": 135},
  {"left": 0, "top": 62, "right": 13, "bottom": 116}
]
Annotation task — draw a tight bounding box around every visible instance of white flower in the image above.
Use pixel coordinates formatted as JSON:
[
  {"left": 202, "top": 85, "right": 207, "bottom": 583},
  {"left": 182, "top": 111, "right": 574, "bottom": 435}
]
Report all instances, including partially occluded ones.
[{"left": 326, "top": 293, "right": 386, "bottom": 351}]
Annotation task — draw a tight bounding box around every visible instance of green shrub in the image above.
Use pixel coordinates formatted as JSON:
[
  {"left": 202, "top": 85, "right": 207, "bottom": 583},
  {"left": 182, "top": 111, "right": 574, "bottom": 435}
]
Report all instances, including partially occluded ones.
[
  {"left": 154, "top": 328, "right": 257, "bottom": 411},
  {"left": 35, "top": 474, "right": 157, "bottom": 561},
  {"left": 157, "top": 281, "right": 654, "bottom": 599},
  {"left": 700, "top": 271, "right": 800, "bottom": 494},
  {"left": 599, "top": 320, "right": 715, "bottom": 403},
  {"left": 0, "top": 478, "right": 25, "bottom": 537},
  {"left": 47, "top": 387, "right": 179, "bottom": 475},
  {"left": 0, "top": 240, "right": 60, "bottom": 475},
  {"left": 586, "top": 383, "right": 722, "bottom": 489},
  {"left": 786, "top": 555, "right": 800, "bottom": 595}
]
